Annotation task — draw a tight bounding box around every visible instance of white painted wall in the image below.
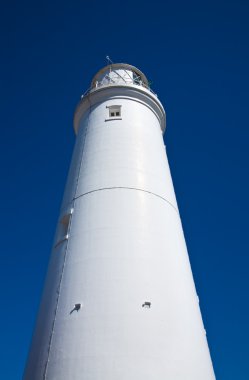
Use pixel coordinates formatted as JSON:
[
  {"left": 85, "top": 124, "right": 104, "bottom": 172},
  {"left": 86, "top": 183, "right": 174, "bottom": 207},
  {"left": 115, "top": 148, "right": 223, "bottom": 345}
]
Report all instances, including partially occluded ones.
[{"left": 23, "top": 65, "right": 215, "bottom": 380}]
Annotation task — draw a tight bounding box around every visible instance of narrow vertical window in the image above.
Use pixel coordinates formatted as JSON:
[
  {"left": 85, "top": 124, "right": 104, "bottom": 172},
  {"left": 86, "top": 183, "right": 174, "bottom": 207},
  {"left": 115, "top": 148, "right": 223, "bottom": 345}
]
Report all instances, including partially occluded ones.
[
  {"left": 55, "top": 209, "right": 73, "bottom": 247},
  {"left": 60, "top": 214, "right": 71, "bottom": 238}
]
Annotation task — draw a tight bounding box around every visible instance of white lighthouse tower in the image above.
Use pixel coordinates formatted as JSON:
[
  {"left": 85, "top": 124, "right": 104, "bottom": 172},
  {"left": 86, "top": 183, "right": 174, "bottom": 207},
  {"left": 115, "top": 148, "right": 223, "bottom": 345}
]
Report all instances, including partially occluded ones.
[{"left": 24, "top": 63, "right": 215, "bottom": 379}]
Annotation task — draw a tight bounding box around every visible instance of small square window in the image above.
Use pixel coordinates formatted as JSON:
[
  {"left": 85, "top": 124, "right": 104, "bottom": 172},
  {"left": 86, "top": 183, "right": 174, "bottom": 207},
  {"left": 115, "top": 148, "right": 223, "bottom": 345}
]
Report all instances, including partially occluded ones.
[{"left": 108, "top": 105, "right": 121, "bottom": 118}]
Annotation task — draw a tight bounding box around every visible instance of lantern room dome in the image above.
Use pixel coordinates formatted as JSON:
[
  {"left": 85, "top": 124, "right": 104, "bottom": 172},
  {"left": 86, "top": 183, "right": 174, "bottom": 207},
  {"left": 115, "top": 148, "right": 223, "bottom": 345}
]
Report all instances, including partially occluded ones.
[{"left": 91, "top": 63, "right": 149, "bottom": 90}]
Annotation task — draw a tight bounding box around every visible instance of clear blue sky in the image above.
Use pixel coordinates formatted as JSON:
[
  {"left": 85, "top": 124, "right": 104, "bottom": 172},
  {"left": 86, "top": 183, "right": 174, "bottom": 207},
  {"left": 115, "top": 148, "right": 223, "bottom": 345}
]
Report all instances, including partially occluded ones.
[{"left": 1, "top": 0, "right": 249, "bottom": 378}]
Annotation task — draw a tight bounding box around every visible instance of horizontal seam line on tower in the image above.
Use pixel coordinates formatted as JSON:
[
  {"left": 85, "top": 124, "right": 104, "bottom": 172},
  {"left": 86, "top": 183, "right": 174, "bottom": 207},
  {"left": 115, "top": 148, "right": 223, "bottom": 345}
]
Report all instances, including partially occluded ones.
[{"left": 73, "top": 186, "right": 178, "bottom": 213}]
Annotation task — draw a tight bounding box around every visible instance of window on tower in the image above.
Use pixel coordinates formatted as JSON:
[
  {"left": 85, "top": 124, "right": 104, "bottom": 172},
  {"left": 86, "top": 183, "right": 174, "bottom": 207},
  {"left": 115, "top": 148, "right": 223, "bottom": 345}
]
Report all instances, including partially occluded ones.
[
  {"left": 108, "top": 105, "right": 121, "bottom": 118},
  {"left": 54, "top": 208, "right": 74, "bottom": 248},
  {"left": 60, "top": 213, "right": 71, "bottom": 238}
]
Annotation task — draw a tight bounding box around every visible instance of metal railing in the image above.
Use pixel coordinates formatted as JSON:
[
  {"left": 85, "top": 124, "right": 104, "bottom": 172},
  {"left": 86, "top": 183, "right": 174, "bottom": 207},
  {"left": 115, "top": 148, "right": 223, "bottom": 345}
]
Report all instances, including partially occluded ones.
[{"left": 80, "top": 80, "right": 157, "bottom": 100}]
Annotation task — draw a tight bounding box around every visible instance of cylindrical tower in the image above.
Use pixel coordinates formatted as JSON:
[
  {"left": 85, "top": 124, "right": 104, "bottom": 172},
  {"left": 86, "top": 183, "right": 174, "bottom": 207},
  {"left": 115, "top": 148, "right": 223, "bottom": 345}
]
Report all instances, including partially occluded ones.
[{"left": 24, "top": 63, "right": 215, "bottom": 379}]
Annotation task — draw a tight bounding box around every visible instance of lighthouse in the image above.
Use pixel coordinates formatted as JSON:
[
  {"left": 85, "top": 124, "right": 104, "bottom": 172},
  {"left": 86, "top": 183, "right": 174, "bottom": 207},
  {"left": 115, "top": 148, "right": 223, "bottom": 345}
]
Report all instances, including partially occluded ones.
[{"left": 23, "top": 63, "right": 215, "bottom": 379}]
